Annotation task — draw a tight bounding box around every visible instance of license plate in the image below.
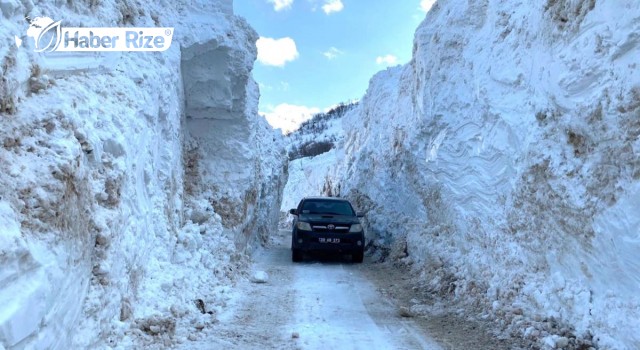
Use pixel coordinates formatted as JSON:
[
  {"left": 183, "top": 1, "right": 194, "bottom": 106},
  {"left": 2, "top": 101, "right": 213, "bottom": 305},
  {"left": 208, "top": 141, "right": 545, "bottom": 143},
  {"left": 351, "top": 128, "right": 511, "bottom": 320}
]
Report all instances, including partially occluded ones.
[{"left": 319, "top": 238, "right": 340, "bottom": 244}]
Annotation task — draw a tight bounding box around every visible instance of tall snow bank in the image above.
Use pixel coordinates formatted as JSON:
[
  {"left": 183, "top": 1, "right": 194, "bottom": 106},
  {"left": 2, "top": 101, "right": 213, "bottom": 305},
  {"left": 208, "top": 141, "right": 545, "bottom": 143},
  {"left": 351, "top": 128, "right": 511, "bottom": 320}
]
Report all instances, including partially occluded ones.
[
  {"left": 0, "top": 0, "right": 286, "bottom": 349},
  {"left": 291, "top": 0, "right": 640, "bottom": 348},
  {"left": 181, "top": 22, "right": 287, "bottom": 248}
]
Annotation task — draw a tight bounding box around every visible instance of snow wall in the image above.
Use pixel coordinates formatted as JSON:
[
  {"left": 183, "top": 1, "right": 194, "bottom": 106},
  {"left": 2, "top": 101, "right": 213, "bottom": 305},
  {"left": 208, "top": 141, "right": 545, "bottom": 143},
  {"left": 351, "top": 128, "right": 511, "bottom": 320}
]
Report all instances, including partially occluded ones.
[
  {"left": 0, "top": 0, "right": 286, "bottom": 348},
  {"left": 283, "top": 1, "right": 640, "bottom": 348}
]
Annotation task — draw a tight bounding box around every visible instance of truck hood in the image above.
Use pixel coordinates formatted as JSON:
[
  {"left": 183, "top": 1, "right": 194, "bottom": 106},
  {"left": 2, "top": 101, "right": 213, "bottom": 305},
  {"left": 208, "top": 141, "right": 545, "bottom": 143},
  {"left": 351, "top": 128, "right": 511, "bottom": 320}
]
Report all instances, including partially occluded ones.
[{"left": 298, "top": 214, "right": 360, "bottom": 225}]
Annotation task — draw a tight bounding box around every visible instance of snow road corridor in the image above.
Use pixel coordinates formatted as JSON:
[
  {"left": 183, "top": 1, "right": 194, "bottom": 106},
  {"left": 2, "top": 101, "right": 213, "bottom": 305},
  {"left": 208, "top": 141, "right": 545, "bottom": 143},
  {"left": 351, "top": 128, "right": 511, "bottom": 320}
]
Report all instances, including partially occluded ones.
[{"left": 182, "top": 230, "right": 442, "bottom": 350}]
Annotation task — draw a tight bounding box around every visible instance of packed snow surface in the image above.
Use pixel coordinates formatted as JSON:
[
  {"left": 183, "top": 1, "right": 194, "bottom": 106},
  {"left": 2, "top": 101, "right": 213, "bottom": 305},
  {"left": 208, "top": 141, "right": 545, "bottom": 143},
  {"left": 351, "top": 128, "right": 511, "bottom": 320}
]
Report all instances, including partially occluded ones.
[
  {"left": 0, "top": 0, "right": 286, "bottom": 349},
  {"left": 282, "top": 0, "right": 640, "bottom": 348},
  {"left": 180, "top": 233, "right": 443, "bottom": 349}
]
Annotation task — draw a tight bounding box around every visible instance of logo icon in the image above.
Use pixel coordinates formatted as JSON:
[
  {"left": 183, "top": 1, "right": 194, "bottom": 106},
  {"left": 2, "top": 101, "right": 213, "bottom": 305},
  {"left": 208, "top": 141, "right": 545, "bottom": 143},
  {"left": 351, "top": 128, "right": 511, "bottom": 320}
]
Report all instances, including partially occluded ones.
[
  {"left": 26, "top": 16, "right": 62, "bottom": 52},
  {"left": 327, "top": 224, "right": 335, "bottom": 230}
]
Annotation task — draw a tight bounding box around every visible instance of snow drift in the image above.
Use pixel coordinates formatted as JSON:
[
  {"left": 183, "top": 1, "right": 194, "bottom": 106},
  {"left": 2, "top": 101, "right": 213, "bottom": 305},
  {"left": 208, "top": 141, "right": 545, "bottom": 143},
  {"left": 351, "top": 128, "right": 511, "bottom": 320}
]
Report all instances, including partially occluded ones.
[
  {"left": 282, "top": 0, "right": 640, "bottom": 348},
  {"left": 0, "top": 0, "right": 285, "bottom": 348}
]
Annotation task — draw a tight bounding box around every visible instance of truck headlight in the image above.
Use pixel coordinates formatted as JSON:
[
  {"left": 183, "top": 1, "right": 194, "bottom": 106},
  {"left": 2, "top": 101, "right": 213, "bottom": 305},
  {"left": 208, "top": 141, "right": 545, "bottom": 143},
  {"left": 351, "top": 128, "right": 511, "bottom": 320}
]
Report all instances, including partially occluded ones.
[
  {"left": 349, "top": 224, "right": 363, "bottom": 233},
  {"left": 297, "top": 222, "right": 312, "bottom": 231}
]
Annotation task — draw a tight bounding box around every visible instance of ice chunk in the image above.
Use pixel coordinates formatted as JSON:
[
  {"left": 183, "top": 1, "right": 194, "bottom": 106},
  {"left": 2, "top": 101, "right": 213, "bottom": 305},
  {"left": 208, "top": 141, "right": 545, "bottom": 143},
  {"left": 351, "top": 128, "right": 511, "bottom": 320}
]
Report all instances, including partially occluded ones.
[{"left": 250, "top": 271, "right": 269, "bottom": 284}]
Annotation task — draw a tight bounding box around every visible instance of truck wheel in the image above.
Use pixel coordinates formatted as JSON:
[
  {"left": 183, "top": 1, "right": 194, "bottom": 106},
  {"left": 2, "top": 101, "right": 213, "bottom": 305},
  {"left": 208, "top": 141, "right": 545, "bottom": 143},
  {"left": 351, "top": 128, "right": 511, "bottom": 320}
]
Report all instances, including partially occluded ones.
[{"left": 292, "top": 249, "right": 303, "bottom": 262}]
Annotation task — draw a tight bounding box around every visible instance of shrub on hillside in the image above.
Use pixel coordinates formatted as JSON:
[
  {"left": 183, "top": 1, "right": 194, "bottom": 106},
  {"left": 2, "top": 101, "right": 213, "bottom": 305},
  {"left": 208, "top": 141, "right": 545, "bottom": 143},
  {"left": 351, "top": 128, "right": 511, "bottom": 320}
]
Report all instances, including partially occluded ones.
[
  {"left": 288, "top": 140, "right": 334, "bottom": 160},
  {"left": 287, "top": 101, "right": 358, "bottom": 137}
]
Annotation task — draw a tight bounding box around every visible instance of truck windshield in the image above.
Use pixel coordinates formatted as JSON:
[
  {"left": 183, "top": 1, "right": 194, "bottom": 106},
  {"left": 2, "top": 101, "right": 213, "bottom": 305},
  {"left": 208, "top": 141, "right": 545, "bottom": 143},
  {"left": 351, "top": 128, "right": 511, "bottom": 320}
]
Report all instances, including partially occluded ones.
[{"left": 301, "top": 200, "right": 355, "bottom": 216}]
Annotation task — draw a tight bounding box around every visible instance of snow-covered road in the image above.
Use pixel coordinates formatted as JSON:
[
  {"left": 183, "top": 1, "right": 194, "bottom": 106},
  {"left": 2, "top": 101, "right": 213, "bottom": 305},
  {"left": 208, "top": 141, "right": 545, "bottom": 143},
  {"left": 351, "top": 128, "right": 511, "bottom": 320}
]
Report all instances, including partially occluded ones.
[{"left": 188, "top": 231, "right": 442, "bottom": 349}]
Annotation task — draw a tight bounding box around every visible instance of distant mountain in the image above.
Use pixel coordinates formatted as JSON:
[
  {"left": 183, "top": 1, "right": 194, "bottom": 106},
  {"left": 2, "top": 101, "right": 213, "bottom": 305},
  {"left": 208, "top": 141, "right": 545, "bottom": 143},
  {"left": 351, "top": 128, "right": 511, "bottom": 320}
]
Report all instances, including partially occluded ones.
[{"left": 285, "top": 101, "right": 358, "bottom": 160}]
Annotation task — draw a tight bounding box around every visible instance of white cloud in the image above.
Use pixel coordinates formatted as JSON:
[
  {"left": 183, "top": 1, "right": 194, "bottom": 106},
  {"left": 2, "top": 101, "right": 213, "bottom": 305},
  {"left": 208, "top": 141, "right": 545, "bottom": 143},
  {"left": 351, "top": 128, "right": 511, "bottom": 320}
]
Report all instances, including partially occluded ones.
[
  {"left": 268, "top": 0, "right": 294, "bottom": 11},
  {"left": 261, "top": 103, "right": 321, "bottom": 134},
  {"left": 376, "top": 54, "right": 398, "bottom": 66},
  {"left": 258, "top": 82, "right": 273, "bottom": 92},
  {"left": 419, "top": 0, "right": 436, "bottom": 13},
  {"left": 322, "top": 0, "right": 343, "bottom": 14},
  {"left": 323, "top": 47, "right": 343, "bottom": 60},
  {"left": 256, "top": 37, "right": 299, "bottom": 67}
]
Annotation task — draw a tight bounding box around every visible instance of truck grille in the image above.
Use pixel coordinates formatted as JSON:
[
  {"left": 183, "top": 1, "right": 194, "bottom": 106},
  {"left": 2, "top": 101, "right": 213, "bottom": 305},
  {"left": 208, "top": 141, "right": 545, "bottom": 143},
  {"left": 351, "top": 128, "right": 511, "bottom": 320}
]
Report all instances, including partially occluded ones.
[{"left": 312, "top": 225, "right": 350, "bottom": 233}]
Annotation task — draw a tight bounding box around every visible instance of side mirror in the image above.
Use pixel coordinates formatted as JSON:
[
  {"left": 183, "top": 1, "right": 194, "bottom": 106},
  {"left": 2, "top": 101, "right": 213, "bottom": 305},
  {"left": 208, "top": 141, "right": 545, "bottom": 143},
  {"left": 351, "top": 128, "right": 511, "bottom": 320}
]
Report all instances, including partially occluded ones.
[
  {"left": 289, "top": 208, "right": 297, "bottom": 215},
  {"left": 356, "top": 212, "right": 364, "bottom": 218}
]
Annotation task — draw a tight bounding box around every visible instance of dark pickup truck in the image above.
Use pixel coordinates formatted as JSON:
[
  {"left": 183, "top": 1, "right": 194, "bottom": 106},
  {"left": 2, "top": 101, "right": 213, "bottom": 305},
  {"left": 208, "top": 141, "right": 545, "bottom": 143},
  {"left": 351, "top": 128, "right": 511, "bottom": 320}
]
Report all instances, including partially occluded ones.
[{"left": 289, "top": 197, "right": 365, "bottom": 263}]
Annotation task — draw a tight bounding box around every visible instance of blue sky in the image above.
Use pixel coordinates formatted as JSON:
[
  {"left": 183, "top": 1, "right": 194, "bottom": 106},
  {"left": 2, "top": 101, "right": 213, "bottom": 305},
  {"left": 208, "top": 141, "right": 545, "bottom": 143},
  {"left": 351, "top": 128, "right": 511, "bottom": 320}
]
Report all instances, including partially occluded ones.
[{"left": 233, "top": 0, "right": 434, "bottom": 132}]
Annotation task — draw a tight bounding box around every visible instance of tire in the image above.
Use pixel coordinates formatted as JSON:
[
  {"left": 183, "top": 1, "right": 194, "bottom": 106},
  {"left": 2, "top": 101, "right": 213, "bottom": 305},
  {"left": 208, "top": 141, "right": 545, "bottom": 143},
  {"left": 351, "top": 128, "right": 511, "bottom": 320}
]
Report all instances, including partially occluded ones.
[
  {"left": 352, "top": 251, "right": 364, "bottom": 263},
  {"left": 292, "top": 249, "right": 303, "bottom": 262}
]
